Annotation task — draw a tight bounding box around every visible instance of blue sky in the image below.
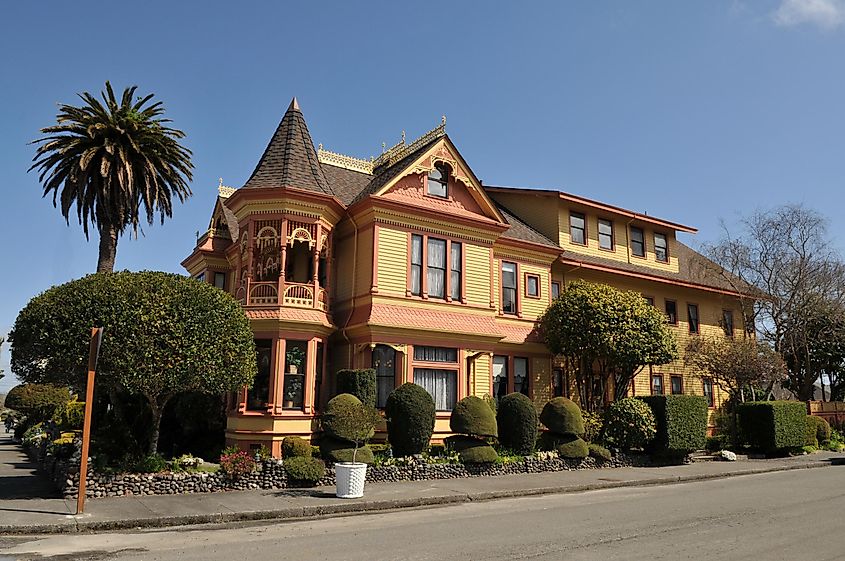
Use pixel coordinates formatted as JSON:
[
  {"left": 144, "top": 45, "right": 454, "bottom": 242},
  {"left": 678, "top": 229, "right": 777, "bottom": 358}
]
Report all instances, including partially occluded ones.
[{"left": 2, "top": 0, "right": 845, "bottom": 391}]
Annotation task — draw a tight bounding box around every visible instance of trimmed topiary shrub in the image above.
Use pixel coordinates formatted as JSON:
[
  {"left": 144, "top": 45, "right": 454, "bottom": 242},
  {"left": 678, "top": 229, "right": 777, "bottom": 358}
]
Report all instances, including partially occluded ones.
[
  {"left": 806, "top": 415, "right": 832, "bottom": 447},
  {"left": 497, "top": 393, "right": 538, "bottom": 455},
  {"left": 284, "top": 456, "right": 326, "bottom": 486},
  {"left": 588, "top": 443, "right": 612, "bottom": 462},
  {"left": 640, "top": 395, "right": 708, "bottom": 455},
  {"left": 319, "top": 435, "right": 375, "bottom": 465},
  {"left": 556, "top": 435, "right": 589, "bottom": 459},
  {"left": 539, "top": 397, "right": 585, "bottom": 437},
  {"left": 321, "top": 393, "right": 375, "bottom": 443},
  {"left": 450, "top": 396, "right": 497, "bottom": 438},
  {"left": 604, "top": 398, "right": 657, "bottom": 451},
  {"left": 737, "top": 401, "right": 806, "bottom": 452},
  {"left": 335, "top": 369, "right": 377, "bottom": 408},
  {"left": 444, "top": 434, "right": 498, "bottom": 464},
  {"left": 385, "top": 383, "right": 436, "bottom": 456},
  {"left": 282, "top": 436, "right": 312, "bottom": 458}
]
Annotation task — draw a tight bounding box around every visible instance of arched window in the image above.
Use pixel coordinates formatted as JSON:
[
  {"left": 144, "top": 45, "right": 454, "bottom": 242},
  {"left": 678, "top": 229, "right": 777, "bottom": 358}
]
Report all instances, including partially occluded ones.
[{"left": 427, "top": 163, "right": 449, "bottom": 198}]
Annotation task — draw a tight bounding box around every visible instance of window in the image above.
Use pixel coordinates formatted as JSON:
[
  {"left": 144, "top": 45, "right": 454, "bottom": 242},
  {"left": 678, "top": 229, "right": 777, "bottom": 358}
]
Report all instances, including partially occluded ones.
[
  {"left": 373, "top": 345, "right": 396, "bottom": 409},
  {"left": 670, "top": 375, "right": 683, "bottom": 395},
  {"left": 315, "top": 342, "right": 324, "bottom": 412},
  {"left": 665, "top": 300, "right": 678, "bottom": 325},
  {"left": 214, "top": 272, "right": 226, "bottom": 290},
  {"left": 651, "top": 374, "right": 664, "bottom": 396},
  {"left": 687, "top": 303, "right": 700, "bottom": 334},
  {"left": 413, "top": 345, "right": 458, "bottom": 363},
  {"left": 644, "top": 296, "right": 655, "bottom": 307},
  {"left": 427, "top": 237, "right": 447, "bottom": 299},
  {"left": 283, "top": 340, "right": 307, "bottom": 409},
  {"left": 552, "top": 367, "right": 566, "bottom": 397},
  {"left": 450, "top": 242, "right": 462, "bottom": 300},
  {"left": 702, "top": 378, "right": 715, "bottom": 407},
  {"left": 514, "top": 357, "right": 529, "bottom": 397},
  {"left": 247, "top": 339, "right": 272, "bottom": 411},
  {"left": 414, "top": 368, "right": 457, "bottom": 411},
  {"left": 598, "top": 219, "right": 614, "bottom": 250},
  {"left": 654, "top": 233, "right": 668, "bottom": 263},
  {"left": 526, "top": 274, "right": 540, "bottom": 298},
  {"left": 427, "top": 163, "right": 448, "bottom": 198},
  {"left": 411, "top": 234, "right": 423, "bottom": 295},
  {"left": 195, "top": 272, "right": 206, "bottom": 283},
  {"left": 551, "top": 281, "right": 561, "bottom": 299},
  {"left": 570, "top": 212, "right": 586, "bottom": 245},
  {"left": 502, "top": 261, "right": 518, "bottom": 315},
  {"left": 722, "top": 310, "right": 735, "bottom": 337},
  {"left": 493, "top": 355, "right": 508, "bottom": 404},
  {"left": 630, "top": 227, "right": 645, "bottom": 257}
]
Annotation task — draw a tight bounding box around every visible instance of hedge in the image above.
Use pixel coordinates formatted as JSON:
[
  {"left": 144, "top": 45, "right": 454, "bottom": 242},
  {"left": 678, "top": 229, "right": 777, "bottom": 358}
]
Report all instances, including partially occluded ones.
[
  {"left": 282, "top": 436, "right": 312, "bottom": 458},
  {"left": 450, "top": 396, "right": 498, "bottom": 438},
  {"left": 335, "top": 369, "right": 377, "bottom": 408},
  {"left": 603, "top": 397, "right": 656, "bottom": 450},
  {"left": 806, "top": 415, "right": 832, "bottom": 447},
  {"left": 318, "top": 435, "right": 374, "bottom": 464},
  {"left": 737, "top": 401, "right": 807, "bottom": 451},
  {"left": 539, "top": 397, "right": 584, "bottom": 437},
  {"left": 385, "top": 383, "right": 436, "bottom": 456},
  {"left": 640, "top": 395, "right": 708, "bottom": 455},
  {"left": 496, "top": 393, "right": 538, "bottom": 455},
  {"left": 444, "top": 434, "right": 498, "bottom": 464},
  {"left": 284, "top": 456, "right": 326, "bottom": 485}
]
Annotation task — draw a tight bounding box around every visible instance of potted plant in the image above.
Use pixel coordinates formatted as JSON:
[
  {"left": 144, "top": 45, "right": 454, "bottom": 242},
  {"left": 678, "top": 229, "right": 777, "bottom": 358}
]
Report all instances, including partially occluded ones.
[
  {"left": 322, "top": 395, "right": 381, "bottom": 499},
  {"left": 283, "top": 376, "right": 303, "bottom": 409},
  {"left": 286, "top": 346, "right": 306, "bottom": 375}
]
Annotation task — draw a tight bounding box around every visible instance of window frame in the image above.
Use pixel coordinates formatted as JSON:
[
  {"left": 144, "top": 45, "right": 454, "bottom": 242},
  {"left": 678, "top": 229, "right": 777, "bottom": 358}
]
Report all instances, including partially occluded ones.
[
  {"left": 644, "top": 295, "right": 655, "bottom": 307},
  {"left": 654, "top": 232, "right": 669, "bottom": 263},
  {"left": 670, "top": 375, "right": 683, "bottom": 395},
  {"left": 525, "top": 273, "right": 540, "bottom": 299},
  {"left": 426, "top": 237, "right": 447, "bottom": 299},
  {"left": 665, "top": 299, "right": 678, "bottom": 325},
  {"left": 501, "top": 261, "right": 518, "bottom": 316},
  {"left": 412, "top": 345, "right": 460, "bottom": 412},
  {"left": 408, "top": 232, "right": 463, "bottom": 302},
  {"left": 426, "top": 163, "right": 449, "bottom": 198},
  {"left": 450, "top": 241, "right": 462, "bottom": 301},
  {"left": 213, "top": 271, "right": 227, "bottom": 290},
  {"left": 651, "top": 374, "right": 665, "bottom": 396},
  {"left": 551, "top": 281, "right": 561, "bottom": 299},
  {"left": 687, "top": 303, "right": 700, "bottom": 334},
  {"left": 569, "top": 211, "right": 587, "bottom": 246},
  {"left": 722, "top": 310, "right": 735, "bottom": 337},
  {"left": 598, "top": 218, "right": 614, "bottom": 251},
  {"left": 630, "top": 226, "right": 646, "bottom": 258},
  {"left": 702, "top": 377, "right": 715, "bottom": 408},
  {"left": 372, "top": 344, "right": 398, "bottom": 409},
  {"left": 410, "top": 234, "right": 423, "bottom": 296}
]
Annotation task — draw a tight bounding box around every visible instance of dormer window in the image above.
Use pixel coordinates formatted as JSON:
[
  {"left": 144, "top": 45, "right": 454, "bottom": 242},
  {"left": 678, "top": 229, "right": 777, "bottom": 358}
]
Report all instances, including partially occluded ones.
[{"left": 427, "top": 163, "right": 449, "bottom": 198}]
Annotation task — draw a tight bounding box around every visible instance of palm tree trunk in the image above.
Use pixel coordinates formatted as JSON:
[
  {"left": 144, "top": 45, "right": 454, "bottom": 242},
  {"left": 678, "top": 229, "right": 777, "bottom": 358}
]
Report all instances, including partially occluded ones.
[{"left": 97, "top": 223, "right": 119, "bottom": 273}]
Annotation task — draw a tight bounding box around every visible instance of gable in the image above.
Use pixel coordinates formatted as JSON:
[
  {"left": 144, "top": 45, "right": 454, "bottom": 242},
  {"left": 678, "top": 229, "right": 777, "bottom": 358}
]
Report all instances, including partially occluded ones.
[{"left": 373, "top": 137, "right": 505, "bottom": 224}]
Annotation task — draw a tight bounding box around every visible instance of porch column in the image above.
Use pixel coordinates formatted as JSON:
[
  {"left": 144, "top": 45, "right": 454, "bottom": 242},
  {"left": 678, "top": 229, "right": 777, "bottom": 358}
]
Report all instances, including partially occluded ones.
[
  {"left": 272, "top": 338, "right": 286, "bottom": 415},
  {"left": 312, "top": 224, "right": 322, "bottom": 309},
  {"left": 279, "top": 218, "right": 288, "bottom": 305}
]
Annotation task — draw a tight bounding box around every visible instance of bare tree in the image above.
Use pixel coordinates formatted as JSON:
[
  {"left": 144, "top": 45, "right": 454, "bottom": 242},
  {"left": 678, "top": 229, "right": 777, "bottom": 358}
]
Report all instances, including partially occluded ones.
[{"left": 703, "top": 205, "right": 845, "bottom": 401}]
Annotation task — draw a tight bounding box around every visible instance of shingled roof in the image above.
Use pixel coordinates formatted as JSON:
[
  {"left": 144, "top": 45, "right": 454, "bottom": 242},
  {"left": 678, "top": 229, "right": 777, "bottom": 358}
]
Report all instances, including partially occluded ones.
[
  {"left": 242, "top": 98, "right": 333, "bottom": 196},
  {"left": 496, "top": 204, "right": 561, "bottom": 250}
]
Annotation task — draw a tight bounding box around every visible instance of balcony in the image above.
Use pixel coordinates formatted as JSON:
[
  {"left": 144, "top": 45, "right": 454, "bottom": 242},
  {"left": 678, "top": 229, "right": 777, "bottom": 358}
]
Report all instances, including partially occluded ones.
[{"left": 236, "top": 280, "right": 328, "bottom": 311}]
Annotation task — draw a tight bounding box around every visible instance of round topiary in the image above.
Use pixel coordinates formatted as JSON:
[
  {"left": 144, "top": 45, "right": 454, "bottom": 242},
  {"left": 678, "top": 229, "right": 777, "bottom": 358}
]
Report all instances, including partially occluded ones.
[
  {"left": 5, "top": 384, "right": 72, "bottom": 424},
  {"left": 539, "top": 397, "right": 585, "bottom": 437},
  {"left": 604, "top": 397, "right": 657, "bottom": 450},
  {"left": 282, "top": 436, "right": 312, "bottom": 458},
  {"left": 444, "top": 434, "right": 498, "bottom": 464},
  {"left": 556, "top": 435, "right": 589, "bottom": 459},
  {"left": 284, "top": 456, "right": 326, "bottom": 486},
  {"left": 321, "top": 393, "right": 375, "bottom": 443},
  {"left": 450, "top": 396, "right": 498, "bottom": 438},
  {"left": 588, "top": 443, "right": 612, "bottom": 462},
  {"left": 319, "top": 435, "right": 374, "bottom": 465},
  {"left": 497, "top": 392, "right": 539, "bottom": 455},
  {"left": 806, "top": 415, "right": 831, "bottom": 447},
  {"left": 385, "top": 383, "right": 436, "bottom": 456}
]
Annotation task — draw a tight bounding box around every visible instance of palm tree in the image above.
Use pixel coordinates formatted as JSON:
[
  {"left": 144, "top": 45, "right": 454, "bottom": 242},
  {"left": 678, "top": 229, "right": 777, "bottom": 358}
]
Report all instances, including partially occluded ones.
[{"left": 30, "top": 82, "right": 193, "bottom": 272}]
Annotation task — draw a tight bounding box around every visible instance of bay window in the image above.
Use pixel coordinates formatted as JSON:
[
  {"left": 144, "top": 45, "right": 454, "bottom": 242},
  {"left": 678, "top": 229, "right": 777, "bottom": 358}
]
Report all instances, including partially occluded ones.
[
  {"left": 427, "top": 238, "right": 446, "bottom": 299},
  {"left": 247, "top": 339, "right": 272, "bottom": 411},
  {"left": 408, "top": 233, "right": 462, "bottom": 301},
  {"left": 413, "top": 345, "right": 458, "bottom": 411}
]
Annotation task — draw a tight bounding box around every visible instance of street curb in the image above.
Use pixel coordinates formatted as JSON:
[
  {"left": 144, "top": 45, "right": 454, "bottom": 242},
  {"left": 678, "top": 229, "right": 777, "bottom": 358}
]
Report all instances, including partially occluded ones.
[{"left": 0, "top": 459, "right": 834, "bottom": 535}]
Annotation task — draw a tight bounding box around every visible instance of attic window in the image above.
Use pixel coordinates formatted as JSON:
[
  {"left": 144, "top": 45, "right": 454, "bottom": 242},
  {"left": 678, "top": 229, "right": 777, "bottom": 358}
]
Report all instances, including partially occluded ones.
[{"left": 427, "top": 163, "right": 449, "bottom": 198}]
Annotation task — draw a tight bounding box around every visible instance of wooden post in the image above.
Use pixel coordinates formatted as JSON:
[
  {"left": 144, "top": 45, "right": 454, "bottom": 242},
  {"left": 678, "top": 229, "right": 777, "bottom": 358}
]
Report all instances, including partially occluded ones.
[{"left": 76, "top": 327, "right": 104, "bottom": 515}]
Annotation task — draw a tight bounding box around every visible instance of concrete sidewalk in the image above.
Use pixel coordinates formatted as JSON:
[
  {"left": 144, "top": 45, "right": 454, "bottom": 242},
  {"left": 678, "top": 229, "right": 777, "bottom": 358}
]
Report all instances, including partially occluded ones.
[{"left": 1, "top": 447, "right": 841, "bottom": 535}]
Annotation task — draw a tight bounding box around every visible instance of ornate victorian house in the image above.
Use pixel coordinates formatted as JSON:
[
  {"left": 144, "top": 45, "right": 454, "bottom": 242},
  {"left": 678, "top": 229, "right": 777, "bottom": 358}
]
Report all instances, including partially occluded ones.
[{"left": 183, "top": 99, "right": 747, "bottom": 456}]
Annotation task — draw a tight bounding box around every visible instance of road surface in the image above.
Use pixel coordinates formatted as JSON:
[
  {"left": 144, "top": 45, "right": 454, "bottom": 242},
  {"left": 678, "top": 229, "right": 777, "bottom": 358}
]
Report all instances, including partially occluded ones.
[{"left": 2, "top": 466, "right": 843, "bottom": 560}]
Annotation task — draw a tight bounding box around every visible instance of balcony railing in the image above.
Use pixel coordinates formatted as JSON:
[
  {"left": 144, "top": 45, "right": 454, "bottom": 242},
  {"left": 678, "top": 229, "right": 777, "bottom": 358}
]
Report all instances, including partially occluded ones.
[{"left": 237, "top": 279, "right": 328, "bottom": 311}]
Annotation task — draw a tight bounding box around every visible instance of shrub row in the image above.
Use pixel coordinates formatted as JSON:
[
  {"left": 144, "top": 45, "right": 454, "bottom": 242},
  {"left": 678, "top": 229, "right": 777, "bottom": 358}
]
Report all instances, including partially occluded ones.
[{"left": 736, "top": 401, "right": 807, "bottom": 451}]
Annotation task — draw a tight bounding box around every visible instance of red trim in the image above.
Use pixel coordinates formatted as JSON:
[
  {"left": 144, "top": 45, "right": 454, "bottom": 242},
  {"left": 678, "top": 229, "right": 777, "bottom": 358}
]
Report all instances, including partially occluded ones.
[
  {"left": 650, "top": 373, "right": 665, "bottom": 396},
  {"left": 665, "top": 299, "right": 678, "bottom": 325},
  {"left": 670, "top": 374, "right": 684, "bottom": 395},
  {"left": 525, "top": 272, "right": 541, "bottom": 299},
  {"left": 569, "top": 211, "right": 587, "bottom": 246},
  {"left": 654, "top": 231, "right": 669, "bottom": 263}
]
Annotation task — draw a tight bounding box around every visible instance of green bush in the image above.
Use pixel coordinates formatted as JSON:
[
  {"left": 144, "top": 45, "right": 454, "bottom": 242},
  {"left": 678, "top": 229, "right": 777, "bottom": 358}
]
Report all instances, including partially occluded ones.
[
  {"left": 284, "top": 456, "right": 326, "bottom": 486},
  {"left": 588, "top": 443, "right": 612, "bottom": 462},
  {"left": 496, "top": 393, "right": 538, "bottom": 455},
  {"left": 321, "top": 393, "right": 376, "bottom": 443},
  {"left": 450, "top": 396, "right": 497, "bottom": 438},
  {"left": 335, "top": 369, "right": 377, "bottom": 408},
  {"left": 385, "top": 383, "right": 436, "bottom": 456},
  {"left": 604, "top": 398, "right": 657, "bottom": 450},
  {"left": 556, "top": 435, "right": 589, "bottom": 459},
  {"left": 5, "top": 384, "right": 72, "bottom": 425},
  {"left": 640, "top": 395, "right": 708, "bottom": 455},
  {"left": 319, "top": 435, "right": 374, "bottom": 464},
  {"left": 582, "top": 411, "right": 604, "bottom": 443},
  {"left": 806, "top": 415, "right": 832, "bottom": 447},
  {"left": 705, "top": 435, "right": 726, "bottom": 452},
  {"left": 56, "top": 401, "right": 85, "bottom": 430},
  {"left": 539, "top": 397, "right": 585, "bottom": 437},
  {"left": 444, "top": 435, "right": 498, "bottom": 464},
  {"left": 737, "top": 401, "right": 807, "bottom": 452},
  {"left": 282, "top": 436, "right": 312, "bottom": 458},
  {"left": 133, "top": 453, "right": 168, "bottom": 473}
]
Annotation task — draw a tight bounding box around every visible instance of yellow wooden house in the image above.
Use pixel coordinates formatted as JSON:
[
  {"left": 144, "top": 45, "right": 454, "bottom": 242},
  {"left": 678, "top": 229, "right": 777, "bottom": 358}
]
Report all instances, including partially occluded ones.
[{"left": 182, "top": 99, "right": 746, "bottom": 455}]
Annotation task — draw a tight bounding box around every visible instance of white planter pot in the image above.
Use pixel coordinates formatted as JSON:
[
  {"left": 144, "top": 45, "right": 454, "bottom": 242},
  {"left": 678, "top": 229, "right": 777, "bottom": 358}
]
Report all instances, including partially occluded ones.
[{"left": 335, "top": 462, "right": 367, "bottom": 499}]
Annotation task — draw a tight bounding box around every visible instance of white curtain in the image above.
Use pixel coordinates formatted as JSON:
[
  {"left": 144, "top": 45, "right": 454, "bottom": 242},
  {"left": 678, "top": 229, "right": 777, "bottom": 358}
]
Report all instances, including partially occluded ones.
[
  {"left": 427, "top": 239, "right": 446, "bottom": 298},
  {"left": 414, "top": 368, "right": 457, "bottom": 411},
  {"left": 450, "top": 242, "right": 461, "bottom": 300},
  {"left": 411, "top": 235, "right": 422, "bottom": 294}
]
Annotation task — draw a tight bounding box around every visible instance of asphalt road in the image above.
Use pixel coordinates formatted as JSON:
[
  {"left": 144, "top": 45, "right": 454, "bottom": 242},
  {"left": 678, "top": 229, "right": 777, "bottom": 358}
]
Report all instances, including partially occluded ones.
[{"left": 2, "top": 466, "right": 843, "bottom": 561}]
